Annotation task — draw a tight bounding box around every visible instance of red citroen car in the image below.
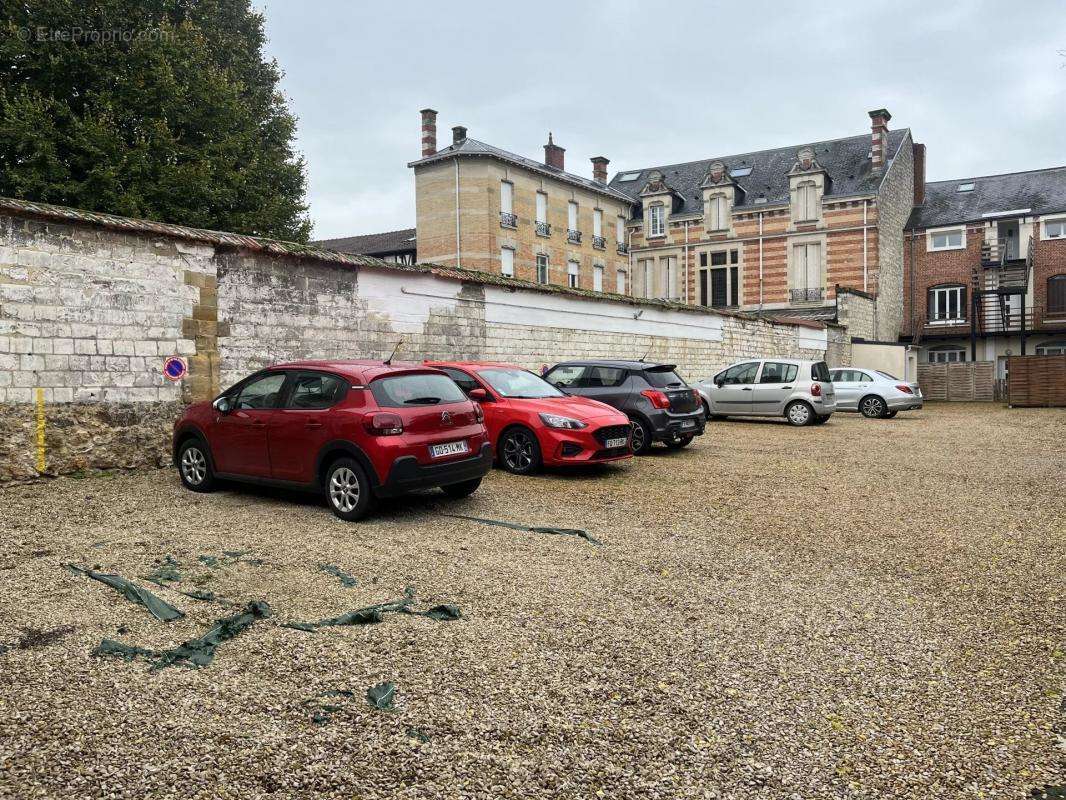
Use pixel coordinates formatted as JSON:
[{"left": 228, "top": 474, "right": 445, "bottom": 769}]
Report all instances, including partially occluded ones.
[
  {"left": 426, "top": 361, "right": 632, "bottom": 474},
  {"left": 172, "top": 360, "right": 492, "bottom": 520}
]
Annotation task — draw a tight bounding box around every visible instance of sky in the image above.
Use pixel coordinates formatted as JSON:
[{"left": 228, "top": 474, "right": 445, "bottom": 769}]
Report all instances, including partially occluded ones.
[{"left": 256, "top": 0, "right": 1066, "bottom": 241}]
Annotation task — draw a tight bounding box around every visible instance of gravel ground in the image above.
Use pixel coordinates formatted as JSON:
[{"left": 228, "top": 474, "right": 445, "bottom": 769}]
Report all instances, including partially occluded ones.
[{"left": 0, "top": 403, "right": 1063, "bottom": 799}]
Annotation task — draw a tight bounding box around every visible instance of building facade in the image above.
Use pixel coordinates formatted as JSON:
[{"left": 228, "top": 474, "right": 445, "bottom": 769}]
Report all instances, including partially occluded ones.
[
  {"left": 408, "top": 111, "right": 633, "bottom": 294},
  {"left": 902, "top": 167, "right": 1066, "bottom": 376}
]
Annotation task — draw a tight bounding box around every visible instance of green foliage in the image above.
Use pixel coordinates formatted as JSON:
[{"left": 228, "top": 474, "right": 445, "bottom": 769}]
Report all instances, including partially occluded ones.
[{"left": 0, "top": 0, "right": 311, "bottom": 241}]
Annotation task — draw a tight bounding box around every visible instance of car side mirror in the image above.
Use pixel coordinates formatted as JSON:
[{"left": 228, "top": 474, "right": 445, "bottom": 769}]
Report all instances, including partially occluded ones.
[
  {"left": 213, "top": 396, "right": 233, "bottom": 413},
  {"left": 714, "top": 379, "right": 723, "bottom": 388},
  {"left": 468, "top": 388, "right": 490, "bottom": 402}
]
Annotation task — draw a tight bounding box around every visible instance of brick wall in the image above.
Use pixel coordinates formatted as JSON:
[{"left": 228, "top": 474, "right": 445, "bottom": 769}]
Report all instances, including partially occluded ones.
[
  {"left": 0, "top": 206, "right": 846, "bottom": 481},
  {"left": 903, "top": 223, "right": 985, "bottom": 336}
]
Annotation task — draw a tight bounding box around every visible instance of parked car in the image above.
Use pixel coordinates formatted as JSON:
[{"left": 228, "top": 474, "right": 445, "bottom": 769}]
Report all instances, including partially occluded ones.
[
  {"left": 426, "top": 361, "right": 633, "bottom": 474},
  {"left": 829, "top": 368, "right": 923, "bottom": 418},
  {"left": 172, "top": 360, "right": 492, "bottom": 521},
  {"left": 542, "top": 360, "right": 705, "bottom": 454},
  {"left": 695, "top": 359, "right": 836, "bottom": 426}
]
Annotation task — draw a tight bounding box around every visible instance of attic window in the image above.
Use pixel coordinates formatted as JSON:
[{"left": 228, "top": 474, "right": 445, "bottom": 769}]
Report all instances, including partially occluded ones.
[
  {"left": 617, "top": 172, "right": 641, "bottom": 182},
  {"left": 731, "top": 166, "right": 753, "bottom": 178},
  {"left": 957, "top": 182, "right": 975, "bottom": 192},
  {"left": 753, "top": 197, "right": 767, "bottom": 204}
]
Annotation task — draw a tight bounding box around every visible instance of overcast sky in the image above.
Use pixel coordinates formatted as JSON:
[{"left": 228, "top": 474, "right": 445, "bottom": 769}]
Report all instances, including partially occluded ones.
[{"left": 257, "top": 1, "right": 1066, "bottom": 241}]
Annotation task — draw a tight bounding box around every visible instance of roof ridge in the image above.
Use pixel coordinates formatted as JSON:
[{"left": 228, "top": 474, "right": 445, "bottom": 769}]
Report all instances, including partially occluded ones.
[
  {"left": 313, "top": 227, "right": 416, "bottom": 243},
  {"left": 925, "top": 164, "right": 1066, "bottom": 186}
]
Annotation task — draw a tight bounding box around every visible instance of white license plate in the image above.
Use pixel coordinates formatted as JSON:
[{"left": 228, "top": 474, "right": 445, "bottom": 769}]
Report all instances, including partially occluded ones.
[
  {"left": 604, "top": 437, "right": 627, "bottom": 449},
  {"left": 430, "top": 440, "right": 469, "bottom": 458},
  {"left": 680, "top": 420, "right": 696, "bottom": 429}
]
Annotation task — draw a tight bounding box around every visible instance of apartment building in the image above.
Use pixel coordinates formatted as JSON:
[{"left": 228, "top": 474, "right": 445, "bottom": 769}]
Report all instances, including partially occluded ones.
[
  {"left": 903, "top": 166, "right": 1066, "bottom": 375},
  {"left": 407, "top": 110, "right": 634, "bottom": 293},
  {"left": 609, "top": 110, "right": 919, "bottom": 342}
]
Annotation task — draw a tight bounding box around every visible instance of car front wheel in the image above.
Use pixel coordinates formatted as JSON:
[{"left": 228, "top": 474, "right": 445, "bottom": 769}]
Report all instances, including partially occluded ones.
[
  {"left": 860, "top": 396, "right": 887, "bottom": 418},
  {"left": 499, "top": 428, "right": 542, "bottom": 475},
  {"left": 785, "top": 401, "right": 814, "bottom": 427},
  {"left": 325, "top": 458, "right": 373, "bottom": 521},
  {"left": 178, "top": 439, "right": 216, "bottom": 492}
]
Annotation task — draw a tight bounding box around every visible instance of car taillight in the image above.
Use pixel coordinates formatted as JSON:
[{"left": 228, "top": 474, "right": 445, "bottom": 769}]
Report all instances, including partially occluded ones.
[
  {"left": 691, "top": 389, "right": 700, "bottom": 403},
  {"left": 810, "top": 383, "right": 822, "bottom": 397},
  {"left": 641, "top": 389, "right": 671, "bottom": 409},
  {"left": 363, "top": 412, "right": 403, "bottom": 436},
  {"left": 473, "top": 402, "right": 484, "bottom": 423},
  {"left": 896, "top": 384, "right": 913, "bottom": 394}
]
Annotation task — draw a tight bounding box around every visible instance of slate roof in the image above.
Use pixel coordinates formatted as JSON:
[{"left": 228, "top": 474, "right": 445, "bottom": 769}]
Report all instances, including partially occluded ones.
[
  {"left": 610, "top": 129, "right": 911, "bottom": 219},
  {"left": 907, "top": 166, "right": 1066, "bottom": 229},
  {"left": 312, "top": 228, "right": 416, "bottom": 256},
  {"left": 760, "top": 305, "right": 838, "bottom": 323},
  {"left": 408, "top": 138, "right": 634, "bottom": 204}
]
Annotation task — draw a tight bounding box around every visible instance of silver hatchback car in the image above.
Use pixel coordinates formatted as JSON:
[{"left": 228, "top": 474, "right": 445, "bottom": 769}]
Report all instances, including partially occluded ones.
[
  {"left": 696, "top": 359, "right": 837, "bottom": 426},
  {"left": 828, "top": 368, "right": 923, "bottom": 418}
]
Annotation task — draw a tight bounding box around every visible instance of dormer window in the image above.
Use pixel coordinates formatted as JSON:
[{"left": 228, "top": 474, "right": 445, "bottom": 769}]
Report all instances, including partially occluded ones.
[
  {"left": 795, "top": 181, "right": 819, "bottom": 222},
  {"left": 648, "top": 204, "right": 666, "bottom": 238}
]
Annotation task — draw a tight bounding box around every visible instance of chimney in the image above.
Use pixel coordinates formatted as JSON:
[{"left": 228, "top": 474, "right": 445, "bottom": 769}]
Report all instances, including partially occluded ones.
[
  {"left": 591, "top": 156, "right": 609, "bottom": 184},
  {"left": 912, "top": 142, "right": 926, "bottom": 205},
  {"left": 452, "top": 125, "right": 467, "bottom": 145},
  {"left": 420, "top": 108, "right": 437, "bottom": 158},
  {"left": 869, "top": 108, "right": 891, "bottom": 173},
  {"left": 544, "top": 132, "right": 565, "bottom": 170}
]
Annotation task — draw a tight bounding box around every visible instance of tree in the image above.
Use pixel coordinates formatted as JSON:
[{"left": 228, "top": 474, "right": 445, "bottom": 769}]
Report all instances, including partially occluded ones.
[{"left": 0, "top": 0, "right": 311, "bottom": 241}]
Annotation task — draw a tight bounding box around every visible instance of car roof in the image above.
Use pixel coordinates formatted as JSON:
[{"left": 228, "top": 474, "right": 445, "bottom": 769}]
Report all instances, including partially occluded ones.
[
  {"left": 550, "top": 360, "right": 676, "bottom": 370},
  {"left": 425, "top": 360, "right": 526, "bottom": 371},
  {"left": 266, "top": 359, "right": 445, "bottom": 381}
]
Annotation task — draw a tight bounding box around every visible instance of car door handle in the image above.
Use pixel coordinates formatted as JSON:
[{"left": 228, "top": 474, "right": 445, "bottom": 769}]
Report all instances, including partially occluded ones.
[
  {"left": 305, "top": 421, "right": 323, "bottom": 429},
  {"left": 782, "top": 386, "right": 792, "bottom": 389},
  {"left": 250, "top": 420, "right": 266, "bottom": 428},
  {"left": 741, "top": 387, "right": 752, "bottom": 391}
]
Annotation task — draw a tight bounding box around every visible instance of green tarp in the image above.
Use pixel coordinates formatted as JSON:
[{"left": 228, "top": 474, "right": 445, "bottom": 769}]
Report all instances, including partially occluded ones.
[
  {"left": 284, "top": 588, "right": 462, "bottom": 632},
  {"left": 68, "top": 564, "right": 185, "bottom": 622},
  {"left": 366, "top": 682, "right": 396, "bottom": 711},
  {"left": 441, "top": 513, "right": 602, "bottom": 546},
  {"left": 318, "top": 564, "right": 358, "bottom": 588}
]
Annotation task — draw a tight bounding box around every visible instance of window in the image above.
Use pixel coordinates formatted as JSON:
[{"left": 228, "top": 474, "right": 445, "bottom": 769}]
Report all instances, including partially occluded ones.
[
  {"left": 593, "top": 209, "right": 603, "bottom": 238},
  {"left": 929, "top": 227, "right": 966, "bottom": 251},
  {"left": 795, "top": 181, "right": 819, "bottom": 221},
  {"left": 568, "top": 201, "right": 579, "bottom": 231},
  {"left": 1049, "top": 275, "right": 1066, "bottom": 313},
  {"left": 717, "top": 362, "right": 759, "bottom": 385},
  {"left": 640, "top": 260, "right": 655, "bottom": 298},
  {"left": 928, "top": 285, "right": 967, "bottom": 322},
  {"left": 648, "top": 204, "right": 665, "bottom": 238},
  {"left": 662, "top": 256, "right": 677, "bottom": 300},
  {"left": 544, "top": 365, "right": 586, "bottom": 388},
  {"left": 536, "top": 192, "right": 548, "bottom": 224},
  {"left": 370, "top": 373, "right": 466, "bottom": 407},
  {"left": 617, "top": 171, "right": 641, "bottom": 182},
  {"left": 593, "top": 264, "right": 604, "bottom": 292},
  {"left": 811, "top": 362, "right": 831, "bottom": 381},
  {"left": 616, "top": 268, "right": 627, "bottom": 294},
  {"left": 707, "top": 194, "right": 728, "bottom": 231},
  {"left": 928, "top": 346, "right": 966, "bottom": 363},
  {"left": 1044, "top": 218, "right": 1066, "bottom": 240},
  {"left": 536, "top": 253, "right": 549, "bottom": 284},
  {"left": 956, "top": 182, "right": 975, "bottom": 192},
  {"left": 792, "top": 241, "right": 822, "bottom": 292},
  {"left": 731, "top": 166, "right": 753, "bottom": 178},
  {"left": 440, "top": 367, "right": 481, "bottom": 396},
  {"left": 500, "top": 247, "right": 515, "bottom": 278},
  {"left": 286, "top": 372, "right": 347, "bottom": 410},
  {"left": 568, "top": 260, "right": 580, "bottom": 289},
  {"left": 616, "top": 215, "right": 625, "bottom": 241},
  {"left": 758, "top": 362, "right": 799, "bottom": 384},
  {"left": 1036, "top": 341, "right": 1066, "bottom": 356},
  {"left": 233, "top": 372, "right": 286, "bottom": 410},
  {"left": 587, "top": 366, "right": 626, "bottom": 387},
  {"left": 500, "top": 180, "right": 513, "bottom": 214}
]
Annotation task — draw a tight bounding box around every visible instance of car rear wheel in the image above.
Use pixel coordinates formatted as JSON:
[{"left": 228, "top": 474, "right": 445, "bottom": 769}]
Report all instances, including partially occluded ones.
[
  {"left": 178, "top": 439, "right": 216, "bottom": 492},
  {"left": 860, "top": 395, "right": 887, "bottom": 418},
  {"left": 628, "top": 418, "right": 653, "bottom": 455},
  {"left": 785, "top": 401, "right": 814, "bottom": 427},
  {"left": 812, "top": 414, "right": 831, "bottom": 425},
  {"left": 499, "top": 428, "right": 542, "bottom": 475},
  {"left": 664, "top": 434, "right": 694, "bottom": 450},
  {"left": 441, "top": 477, "right": 482, "bottom": 499},
  {"left": 325, "top": 458, "right": 373, "bottom": 521}
]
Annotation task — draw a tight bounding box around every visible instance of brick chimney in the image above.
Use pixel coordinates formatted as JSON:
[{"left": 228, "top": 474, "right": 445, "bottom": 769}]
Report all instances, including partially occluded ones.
[
  {"left": 591, "top": 156, "right": 609, "bottom": 184},
  {"left": 452, "top": 125, "right": 467, "bottom": 145},
  {"left": 544, "top": 133, "right": 565, "bottom": 170},
  {"left": 912, "top": 142, "right": 926, "bottom": 204},
  {"left": 420, "top": 108, "right": 437, "bottom": 158},
  {"left": 869, "top": 108, "right": 891, "bottom": 173}
]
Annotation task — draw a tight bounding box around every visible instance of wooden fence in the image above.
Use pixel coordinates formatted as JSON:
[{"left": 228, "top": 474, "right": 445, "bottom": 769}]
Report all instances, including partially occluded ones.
[
  {"left": 917, "top": 362, "right": 996, "bottom": 401},
  {"left": 1007, "top": 355, "right": 1066, "bottom": 407}
]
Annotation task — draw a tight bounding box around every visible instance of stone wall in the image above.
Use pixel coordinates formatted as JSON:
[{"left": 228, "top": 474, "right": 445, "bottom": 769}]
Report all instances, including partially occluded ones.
[
  {"left": 0, "top": 202, "right": 848, "bottom": 481},
  {"left": 836, "top": 287, "right": 877, "bottom": 341},
  {"left": 874, "top": 132, "right": 915, "bottom": 341}
]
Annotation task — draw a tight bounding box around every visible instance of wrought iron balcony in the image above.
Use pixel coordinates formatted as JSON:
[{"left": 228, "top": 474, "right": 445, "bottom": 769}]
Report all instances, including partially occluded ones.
[
  {"left": 617, "top": 241, "right": 629, "bottom": 255},
  {"left": 592, "top": 235, "right": 606, "bottom": 250},
  {"left": 567, "top": 229, "right": 582, "bottom": 244},
  {"left": 499, "top": 211, "right": 517, "bottom": 229},
  {"left": 789, "top": 287, "right": 825, "bottom": 303},
  {"left": 536, "top": 221, "right": 551, "bottom": 237}
]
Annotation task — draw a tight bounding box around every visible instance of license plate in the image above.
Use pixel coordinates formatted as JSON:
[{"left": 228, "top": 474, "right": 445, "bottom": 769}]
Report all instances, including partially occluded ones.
[
  {"left": 430, "top": 440, "right": 469, "bottom": 458},
  {"left": 604, "top": 437, "right": 627, "bottom": 449},
  {"left": 680, "top": 420, "right": 696, "bottom": 429}
]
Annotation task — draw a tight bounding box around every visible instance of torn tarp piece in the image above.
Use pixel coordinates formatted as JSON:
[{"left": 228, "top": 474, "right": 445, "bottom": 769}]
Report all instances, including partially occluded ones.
[
  {"left": 142, "top": 555, "right": 183, "bottom": 584},
  {"left": 68, "top": 564, "right": 185, "bottom": 622},
  {"left": 403, "top": 604, "right": 462, "bottom": 622},
  {"left": 366, "top": 682, "right": 396, "bottom": 711},
  {"left": 440, "top": 513, "right": 602, "bottom": 546},
  {"left": 318, "top": 564, "right": 358, "bottom": 588},
  {"left": 302, "top": 689, "right": 356, "bottom": 724},
  {"left": 94, "top": 600, "right": 271, "bottom": 670},
  {"left": 283, "top": 588, "right": 416, "bottom": 632}
]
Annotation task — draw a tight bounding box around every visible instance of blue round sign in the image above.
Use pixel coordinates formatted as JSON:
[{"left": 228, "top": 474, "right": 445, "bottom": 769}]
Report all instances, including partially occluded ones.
[{"left": 163, "top": 356, "right": 188, "bottom": 381}]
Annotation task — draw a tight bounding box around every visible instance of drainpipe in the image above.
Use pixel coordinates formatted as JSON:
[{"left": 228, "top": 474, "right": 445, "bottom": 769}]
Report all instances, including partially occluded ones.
[
  {"left": 454, "top": 157, "right": 461, "bottom": 268},
  {"left": 627, "top": 225, "right": 634, "bottom": 295},
  {"left": 757, "top": 210, "right": 765, "bottom": 309},
  {"left": 862, "top": 199, "right": 869, "bottom": 292},
  {"left": 683, "top": 220, "right": 690, "bottom": 303}
]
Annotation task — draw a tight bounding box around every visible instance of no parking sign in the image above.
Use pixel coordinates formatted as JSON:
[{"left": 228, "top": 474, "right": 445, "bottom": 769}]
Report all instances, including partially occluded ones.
[{"left": 163, "top": 355, "right": 188, "bottom": 381}]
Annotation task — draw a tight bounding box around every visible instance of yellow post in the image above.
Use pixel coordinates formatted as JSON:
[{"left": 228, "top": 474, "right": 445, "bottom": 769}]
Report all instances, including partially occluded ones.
[{"left": 35, "top": 388, "right": 46, "bottom": 474}]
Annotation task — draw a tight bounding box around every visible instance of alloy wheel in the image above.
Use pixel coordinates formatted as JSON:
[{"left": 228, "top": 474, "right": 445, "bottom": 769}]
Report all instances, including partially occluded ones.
[
  {"left": 861, "top": 397, "right": 886, "bottom": 418},
  {"left": 329, "top": 467, "right": 361, "bottom": 513},
  {"left": 503, "top": 431, "right": 534, "bottom": 471},
  {"left": 181, "top": 446, "right": 207, "bottom": 485}
]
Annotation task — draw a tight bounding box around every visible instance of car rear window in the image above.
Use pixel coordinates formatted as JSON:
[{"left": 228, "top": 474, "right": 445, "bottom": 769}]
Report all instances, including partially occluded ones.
[
  {"left": 643, "top": 366, "right": 685, "bottom": 388},
  {"left": 876, "top": 370, "right": 899, "bottom": 380},
  {"left": 370, "top": 373, "right": 467, "bottom": 407},
  {"left": 811, "top": 361, "right": 832, "bottom": 382}
]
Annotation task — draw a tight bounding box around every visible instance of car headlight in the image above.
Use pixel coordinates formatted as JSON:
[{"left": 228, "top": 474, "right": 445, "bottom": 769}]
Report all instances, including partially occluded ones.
[{"left": 539, "top": 413, "right": 588, "bottom": 430}]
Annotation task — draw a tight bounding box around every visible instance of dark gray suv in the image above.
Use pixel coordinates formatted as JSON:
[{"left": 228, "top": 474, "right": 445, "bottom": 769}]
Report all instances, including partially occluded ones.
[{"left": 543, "top": 360, "right": 705, "bottom": 454}]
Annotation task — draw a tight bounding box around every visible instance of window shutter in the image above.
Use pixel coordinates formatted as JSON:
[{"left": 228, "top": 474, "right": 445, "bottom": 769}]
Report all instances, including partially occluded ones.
[
  {"left": 1049, "top": 276, "right": 1066, "bottom": 313},
  {"left": 960, "top": 286, "right": 968, "bottom": 318},
  {"left": 927, "top": 288, "right": 936, "bottom": 320}
]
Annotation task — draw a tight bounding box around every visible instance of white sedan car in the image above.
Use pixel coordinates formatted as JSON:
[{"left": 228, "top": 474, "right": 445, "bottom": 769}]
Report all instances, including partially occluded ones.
[{"left": 829, "top": 368, "right": 923, "bottom": 418}]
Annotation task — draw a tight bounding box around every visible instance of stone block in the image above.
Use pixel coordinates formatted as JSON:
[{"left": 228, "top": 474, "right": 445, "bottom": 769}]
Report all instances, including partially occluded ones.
[
  {"left": 74, "top": 339, "right": 97, "bottom": 355},
  {"left": 133, "top": 341, "right": 155, "bottom": 357}
]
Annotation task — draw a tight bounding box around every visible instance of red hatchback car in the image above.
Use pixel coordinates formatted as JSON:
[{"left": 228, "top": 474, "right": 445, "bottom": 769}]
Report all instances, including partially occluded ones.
[
  {"left": 172, "top": 360, "right": 492, "bottom": 520},
  {"left": 426, "top": 361, "right": 632, "bottom": 474}
]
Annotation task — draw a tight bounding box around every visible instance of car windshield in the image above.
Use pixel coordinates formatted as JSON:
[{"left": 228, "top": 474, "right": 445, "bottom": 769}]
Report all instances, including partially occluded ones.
[
  {"left": 643, "top": 366, "right": 685, "bottom": 388},
  {"left": 478, "top": 368, "right": 564, "bottom": 398},
  {"left": 370, "top": 373, "right": 467, "bottom": 407},
  {"left": 876, "top": 370, "right": 899, "bottom": 380}
]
